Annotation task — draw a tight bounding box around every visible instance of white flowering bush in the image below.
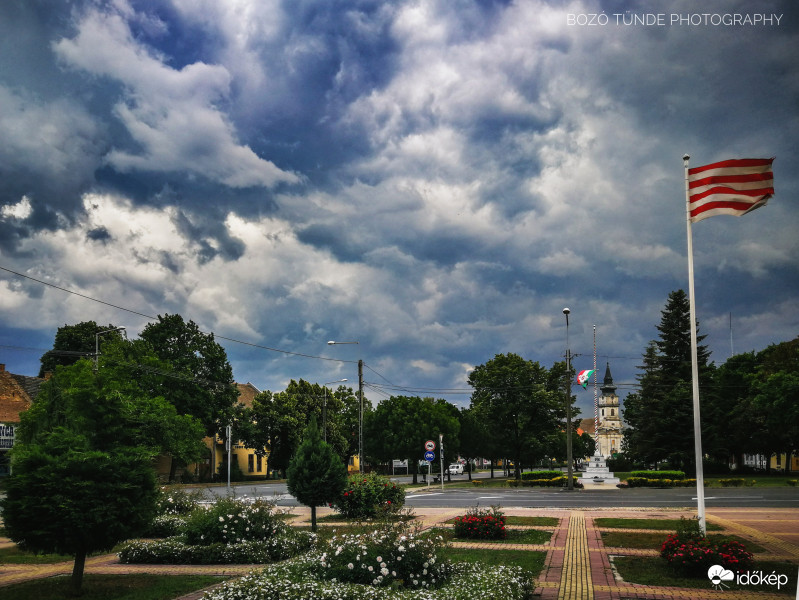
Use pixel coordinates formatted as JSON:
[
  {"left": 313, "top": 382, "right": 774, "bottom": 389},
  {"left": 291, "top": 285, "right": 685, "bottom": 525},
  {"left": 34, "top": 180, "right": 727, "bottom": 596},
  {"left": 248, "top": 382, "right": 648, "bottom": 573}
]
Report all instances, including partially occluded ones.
[
  {"left": 143, "top": 514, "right": 187, "bottom": 538},
  {"left": 203, "top": 554, "right": 533, "bottom": 600},
  {"left": 314, "top": 522, "right": 446, "bottom": 589},
  {"left": 119, "top": 496, "right": 315, "bottom": 565},
  {"left": 156, "top": 487, "right": 204, "bottom": 515}
]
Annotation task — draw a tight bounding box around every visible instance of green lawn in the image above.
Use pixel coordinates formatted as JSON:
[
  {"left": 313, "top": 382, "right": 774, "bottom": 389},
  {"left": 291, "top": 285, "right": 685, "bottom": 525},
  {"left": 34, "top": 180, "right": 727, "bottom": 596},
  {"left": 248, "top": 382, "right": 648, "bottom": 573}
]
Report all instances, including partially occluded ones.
[
  {"left": 0, "top": 545, "right": 74, "bottom": 564},
  {"left": 613, "top": 473, "right": 799, "bottom": 487},
  {"left": 594, "top": 517, "right": 722, "bottom": 531},
  {"left": 0, "top": 574, "right": 226, "bottom": 600},
  {"left": 439, "top": 546, "right": 547, "bottom": 576},
  {"left": 601, "top": 531, "right": 766, "bottom": 552},
  {"left": 613, "top": 556, "right": 796, "bottom": 596},
  {"left": 426, "top": 526, "right": 551, "bottom": 545}
]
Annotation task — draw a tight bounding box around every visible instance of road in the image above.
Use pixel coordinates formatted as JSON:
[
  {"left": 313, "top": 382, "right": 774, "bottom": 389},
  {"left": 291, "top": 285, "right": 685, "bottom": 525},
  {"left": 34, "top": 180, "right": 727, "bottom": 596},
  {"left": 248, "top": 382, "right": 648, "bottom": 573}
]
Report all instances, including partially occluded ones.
[{"left": 197, "top": 479, "right": 799, "bottom": 509}]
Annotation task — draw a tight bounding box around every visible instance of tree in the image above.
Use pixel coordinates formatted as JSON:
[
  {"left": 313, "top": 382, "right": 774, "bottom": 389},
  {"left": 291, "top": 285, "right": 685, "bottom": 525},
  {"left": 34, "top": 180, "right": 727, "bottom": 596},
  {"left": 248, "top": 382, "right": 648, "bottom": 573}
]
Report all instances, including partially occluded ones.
[
  {"left": 468, "top": 353, "right": 562, "bottom": 479},
  {"left": 622, "top": 290, "right": 714, "bottom": 473},
  {"left": 39, "top": 320, "right": 123, "bottom": 377},
  {"left": 0, "top": 359, "right": 159, "bottom": 595},
  {"left": 364, "top": 396, "right": 459, "bottom": 483},
  {"left": 139, "top": 314, "right": 239, "bottom": 480},
  {"left": 286, "top": 416, "right": 347, "bottom": 531}
]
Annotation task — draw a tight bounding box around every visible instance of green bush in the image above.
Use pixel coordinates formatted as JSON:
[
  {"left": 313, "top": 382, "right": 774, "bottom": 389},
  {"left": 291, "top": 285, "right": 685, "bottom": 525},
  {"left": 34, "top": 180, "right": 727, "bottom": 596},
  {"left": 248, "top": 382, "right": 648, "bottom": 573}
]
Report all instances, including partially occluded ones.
[
  {"left": 661, "top": 534, "right": 752, "bottom": 577},
  {"left": 143, "top": 514, "right": 186, "bottom": 538},
  {"left": 183, "top": 497, "right": 286, "bottom": 546},
  {"left": 155, "top": 487, "right": 204, "bottom": 515},
  {"left": 118, "top": 529, "right": 316, "bottom": 564},
  {"left": 313, "top": 521, "right": 446, "bottom": 589},
  {"left": 520, "top": 470, "right": 563, "bottom": 480},
  {"left": 629, "top": 470, "right": 685, "bottom": 480},
  {"left": 788, "top": 480, "right": 798, "bottom": 487},
  {"left": 332, "top": 473, "right": 405, "bottom": 519},
  {"left": 452, "top": 506, "right": 506, "bottom": 540},
  {"left": 718, "top": 478, "right": 745, "bottom": 487}
]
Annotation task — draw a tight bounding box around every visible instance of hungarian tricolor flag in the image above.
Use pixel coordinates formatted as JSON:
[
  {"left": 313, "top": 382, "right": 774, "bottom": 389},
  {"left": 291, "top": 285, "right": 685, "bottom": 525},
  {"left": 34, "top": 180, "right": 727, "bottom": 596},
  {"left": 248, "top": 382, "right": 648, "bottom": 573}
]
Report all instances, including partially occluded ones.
[
  {"left": 577, "top": 369, "right": 595, "bottom": 389},
  {"left": 688, "top": 158, "right": 774, "bottom": 223}
]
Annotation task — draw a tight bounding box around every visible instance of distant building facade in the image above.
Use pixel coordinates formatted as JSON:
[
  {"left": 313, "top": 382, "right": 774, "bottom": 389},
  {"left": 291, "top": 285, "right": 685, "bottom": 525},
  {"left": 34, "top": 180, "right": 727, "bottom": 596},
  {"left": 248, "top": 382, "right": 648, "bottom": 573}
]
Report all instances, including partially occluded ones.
[
  {"left": 0, "top": 364, "right": 46, "bottom": 476},
  {"left": 579, "top": 363, "right": 624, "bottom": 460}
]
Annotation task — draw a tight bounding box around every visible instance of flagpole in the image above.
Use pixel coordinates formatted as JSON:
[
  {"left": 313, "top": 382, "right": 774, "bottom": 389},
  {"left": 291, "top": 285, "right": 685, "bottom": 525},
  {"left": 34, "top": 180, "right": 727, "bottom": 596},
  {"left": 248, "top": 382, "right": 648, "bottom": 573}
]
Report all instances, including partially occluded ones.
[
  {"left": 684, "top": 153, "right": 707, "bottom": 534},
  {"left": 593, "top": 325, "right": 599, "bottom": 455}
]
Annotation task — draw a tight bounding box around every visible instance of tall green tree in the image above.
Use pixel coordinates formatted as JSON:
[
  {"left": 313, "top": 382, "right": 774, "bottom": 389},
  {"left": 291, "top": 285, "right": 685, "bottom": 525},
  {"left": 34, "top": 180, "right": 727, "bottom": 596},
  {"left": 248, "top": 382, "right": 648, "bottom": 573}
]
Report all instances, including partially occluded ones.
[
  {"left": 139, "top": 314, "right": 238, "bottom": 479},
  {"left": 468, "top": 353, "right": 562, "bottom": 479},
  {"left": 364, "top": 396, "right": 459, "bottom": 483},
  {"left": 1, "top": 359, "right": 160, "bottom": 595},
  {"left": 286, "top": 416, "right": 347, "bottom": 531},
  {"left": 39, "top": 320, "right": 123, "bottom": 377},
  {"left": 622, "top": 290, "right": 714, "bottom": 473}
]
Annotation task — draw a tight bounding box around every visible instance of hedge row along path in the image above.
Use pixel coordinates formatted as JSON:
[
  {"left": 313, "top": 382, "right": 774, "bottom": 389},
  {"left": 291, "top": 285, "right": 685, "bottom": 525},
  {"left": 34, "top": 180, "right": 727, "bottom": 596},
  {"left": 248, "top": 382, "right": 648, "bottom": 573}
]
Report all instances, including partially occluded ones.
[{"left": 1, "top": 505, "right": 798, "bottom": 598}]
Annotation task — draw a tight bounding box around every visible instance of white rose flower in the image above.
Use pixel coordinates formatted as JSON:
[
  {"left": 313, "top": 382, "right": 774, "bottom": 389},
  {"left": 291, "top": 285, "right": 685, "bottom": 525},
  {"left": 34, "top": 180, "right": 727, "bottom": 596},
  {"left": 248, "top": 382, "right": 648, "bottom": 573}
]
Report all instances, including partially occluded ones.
[{"left": 347, "top": 563, "right": 354, "bottom": 570}]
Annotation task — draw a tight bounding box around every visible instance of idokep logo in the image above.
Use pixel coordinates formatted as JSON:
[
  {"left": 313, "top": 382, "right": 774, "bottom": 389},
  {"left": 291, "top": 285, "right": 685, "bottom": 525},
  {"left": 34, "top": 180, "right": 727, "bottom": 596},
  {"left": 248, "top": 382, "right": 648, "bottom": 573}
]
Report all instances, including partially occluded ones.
[
  {"left": 707, "top": 565, "right": 734, "bottom": 590},
  {"left": 708, "top": 564, "right": 792, "bottom": 592}
]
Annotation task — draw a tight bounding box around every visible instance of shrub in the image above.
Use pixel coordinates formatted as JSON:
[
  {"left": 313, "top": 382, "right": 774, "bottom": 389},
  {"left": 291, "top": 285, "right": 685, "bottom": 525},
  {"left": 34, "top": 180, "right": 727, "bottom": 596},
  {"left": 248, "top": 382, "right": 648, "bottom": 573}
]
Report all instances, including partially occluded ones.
[
  {"left": 629, "top": 470, "right": 686, "bottom": 480},
  {"left": 520, "top": 470, "right": 563, "bottom": 481},
  {"left": 332, "top": 473, "right": 405, "bottom": 519},
  {"left": 788, "top": 480, "right": 798, "bottom": 487},
  {"left": 155, "top": 487, "right": 204, "bottom": 515},
  {"left": 183, "top": 497, "right": 287, "bottom": 546},
  {"left": 313, "top": 521, "right": 446, "bottom": 589},
  {"left": 143, "top": 514, "right": 186, "bottom": 538},
  {"left": 452, "top": 506, "right": 506, "bottom": 540},
  {"left": 471, "top": 479, "right": 483, "bottom": 486},
  {"left": 661, "top": 534, "right": 753, "bottom": 577},
  {"left": 719, "top": 478, "right": 745, "bottom": 487}
]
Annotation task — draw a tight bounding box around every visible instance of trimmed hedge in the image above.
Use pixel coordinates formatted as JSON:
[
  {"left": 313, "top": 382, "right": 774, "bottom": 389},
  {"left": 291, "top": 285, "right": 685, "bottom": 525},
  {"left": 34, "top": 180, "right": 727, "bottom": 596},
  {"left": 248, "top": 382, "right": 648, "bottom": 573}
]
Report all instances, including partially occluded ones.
[
  {"left": 520, "top": 471, "right": 563, "bottom": 481},
  {"left": 629, "top": 470, "right": 685, "bottom": 480},
  {"left": 626, "top": 477, "right": 696, "bottom": 488},
  {"left": 507, "top": 476, "right": 583, "bottom": 488}
]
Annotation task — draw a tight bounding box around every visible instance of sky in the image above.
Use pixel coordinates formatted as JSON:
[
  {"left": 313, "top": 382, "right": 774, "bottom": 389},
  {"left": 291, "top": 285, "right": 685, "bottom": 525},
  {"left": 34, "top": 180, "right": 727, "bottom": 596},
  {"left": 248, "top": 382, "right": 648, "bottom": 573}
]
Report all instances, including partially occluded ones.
[{"left": 0, "top": 0, "right": 797, "bottom": 420}]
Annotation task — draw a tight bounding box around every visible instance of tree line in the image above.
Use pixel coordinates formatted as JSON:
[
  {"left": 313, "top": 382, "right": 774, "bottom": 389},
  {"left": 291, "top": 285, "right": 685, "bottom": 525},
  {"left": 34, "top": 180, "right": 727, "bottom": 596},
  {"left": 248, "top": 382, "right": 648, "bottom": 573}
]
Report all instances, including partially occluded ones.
[{"left": 622, "top": 290, "right": 799, "bottom": 474}]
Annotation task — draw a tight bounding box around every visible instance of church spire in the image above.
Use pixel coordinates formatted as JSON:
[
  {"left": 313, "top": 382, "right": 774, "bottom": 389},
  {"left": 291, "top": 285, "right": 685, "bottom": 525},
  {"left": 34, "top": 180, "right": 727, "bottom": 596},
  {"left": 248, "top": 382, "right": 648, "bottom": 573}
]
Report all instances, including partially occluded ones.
[{"left": 600, "top": 362, "right": 616, "bottom": 395}]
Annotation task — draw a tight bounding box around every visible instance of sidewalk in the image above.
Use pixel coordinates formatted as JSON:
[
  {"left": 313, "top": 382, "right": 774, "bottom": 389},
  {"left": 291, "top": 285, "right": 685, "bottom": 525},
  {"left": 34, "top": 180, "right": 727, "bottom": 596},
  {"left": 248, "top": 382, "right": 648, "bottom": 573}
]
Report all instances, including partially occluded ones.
[{"left": 1, "top": 505, "right": 797, "bottom": 599}]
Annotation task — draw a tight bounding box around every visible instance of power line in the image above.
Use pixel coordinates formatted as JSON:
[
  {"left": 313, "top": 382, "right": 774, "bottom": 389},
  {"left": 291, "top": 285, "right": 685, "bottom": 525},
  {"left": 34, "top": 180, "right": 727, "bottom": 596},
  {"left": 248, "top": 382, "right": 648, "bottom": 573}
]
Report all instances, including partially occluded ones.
[{"left": 0, "top": 264, "right": 353, "bottom": 364}]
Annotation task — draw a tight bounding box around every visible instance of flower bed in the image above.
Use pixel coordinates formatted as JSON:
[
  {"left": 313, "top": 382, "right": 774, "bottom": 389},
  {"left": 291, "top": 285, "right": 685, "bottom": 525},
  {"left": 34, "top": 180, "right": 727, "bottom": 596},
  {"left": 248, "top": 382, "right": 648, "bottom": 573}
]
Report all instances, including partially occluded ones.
[
  {"left": 119, "top": 496, "right": 315, "bottom": 565},
  {"left": 332, "top": 473, "right": 405, "bottom": 519},
  {"left": 452, "top": 506, "right": 506, "bottom": 540}
]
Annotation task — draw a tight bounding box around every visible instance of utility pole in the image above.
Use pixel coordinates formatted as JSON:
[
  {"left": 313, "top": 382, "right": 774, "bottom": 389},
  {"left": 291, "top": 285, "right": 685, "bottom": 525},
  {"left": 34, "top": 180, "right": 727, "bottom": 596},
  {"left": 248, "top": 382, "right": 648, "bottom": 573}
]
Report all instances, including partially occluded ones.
[
  {"left": 358, "top": 359, "right": 364, "bottom": 473},
  {"left": 564, "top": 308, "right": 574, "bottom": 491}
]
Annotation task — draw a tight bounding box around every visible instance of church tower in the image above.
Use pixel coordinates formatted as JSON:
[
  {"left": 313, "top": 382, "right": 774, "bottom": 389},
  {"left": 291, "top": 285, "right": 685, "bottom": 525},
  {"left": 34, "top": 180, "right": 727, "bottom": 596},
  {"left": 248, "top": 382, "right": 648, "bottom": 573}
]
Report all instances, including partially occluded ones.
[{"left": 597, "top": 363, "right": 623, "bottom": 458}]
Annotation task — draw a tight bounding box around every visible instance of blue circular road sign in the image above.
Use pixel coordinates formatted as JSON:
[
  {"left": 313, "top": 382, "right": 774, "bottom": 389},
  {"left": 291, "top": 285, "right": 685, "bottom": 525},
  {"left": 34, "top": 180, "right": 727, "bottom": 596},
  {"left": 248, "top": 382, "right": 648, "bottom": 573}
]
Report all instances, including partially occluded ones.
[{"left": 424, "top": 450, "right": 436, "bottom": 462}]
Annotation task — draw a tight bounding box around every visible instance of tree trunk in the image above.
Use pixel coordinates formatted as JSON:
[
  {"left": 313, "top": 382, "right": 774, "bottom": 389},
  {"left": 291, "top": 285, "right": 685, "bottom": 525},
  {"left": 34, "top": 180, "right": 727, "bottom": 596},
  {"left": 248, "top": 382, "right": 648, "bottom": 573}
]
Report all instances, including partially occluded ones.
[
  {"left": 311, "top": 505, "right": 317, "bottom": 532},
  {"left": 71, "top": 548, "right": 86, "bottom": 596},
  {"left": 467, "top": 460, "right": 472, "bottom": 481},
  {"left": 411, "top": 457, "right": 417, "bottom": 484},
  {"left": 490, "top": 458, "right": 494, "bottom": 478}
]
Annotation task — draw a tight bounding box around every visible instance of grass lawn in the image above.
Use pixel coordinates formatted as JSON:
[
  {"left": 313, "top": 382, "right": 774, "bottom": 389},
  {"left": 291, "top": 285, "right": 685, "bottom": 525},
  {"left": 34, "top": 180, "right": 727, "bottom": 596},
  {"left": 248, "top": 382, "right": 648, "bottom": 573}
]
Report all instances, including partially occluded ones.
[
  {"left": 601, "top": 531, "right": 766, "bottom": 553},
  {"left": 443, "top": 515, "right": 558, "bottom": 527},
  {"left": 594, "top": 517, "right": 722, "bottom": 531},
  {"left": 427, "top": 526, "right": 551, "bottom": 545},
  {"left": 0, "top": 545, "right": 75, "bottom": 564},
  {"left": 1, "top": 574, "right": 227, "bottom": 600},
  {"left": 613, "top": 556, "right": 797, "bottom": 596},
  {"left": 439, "top": 546, "right": 547, "bottom": 576}
]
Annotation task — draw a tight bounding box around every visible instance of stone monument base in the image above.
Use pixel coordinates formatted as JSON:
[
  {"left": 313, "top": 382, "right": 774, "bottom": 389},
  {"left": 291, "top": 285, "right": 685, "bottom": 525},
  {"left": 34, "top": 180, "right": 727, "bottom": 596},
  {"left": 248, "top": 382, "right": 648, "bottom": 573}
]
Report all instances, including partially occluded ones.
[{"left": 580, "top": 454, "right": 620, "bottom": 485}]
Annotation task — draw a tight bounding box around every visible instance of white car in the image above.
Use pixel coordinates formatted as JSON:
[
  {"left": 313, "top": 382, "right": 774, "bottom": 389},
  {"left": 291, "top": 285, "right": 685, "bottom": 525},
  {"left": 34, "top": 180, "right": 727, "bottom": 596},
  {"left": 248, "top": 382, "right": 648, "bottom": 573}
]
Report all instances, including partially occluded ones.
[{"left": 447, "top": 463, "right": 464, "bottom": 475}]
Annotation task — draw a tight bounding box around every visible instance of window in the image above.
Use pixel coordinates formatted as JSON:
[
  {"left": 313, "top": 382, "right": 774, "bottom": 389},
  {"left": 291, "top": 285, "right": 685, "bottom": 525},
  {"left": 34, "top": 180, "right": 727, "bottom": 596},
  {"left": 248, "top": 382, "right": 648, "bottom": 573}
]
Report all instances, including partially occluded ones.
[
  {"left": 248, "top": 454, "right": 254, "bottom": 473},
  {"left": 257, "top": 455, "right": 263, "bottom": 472}
]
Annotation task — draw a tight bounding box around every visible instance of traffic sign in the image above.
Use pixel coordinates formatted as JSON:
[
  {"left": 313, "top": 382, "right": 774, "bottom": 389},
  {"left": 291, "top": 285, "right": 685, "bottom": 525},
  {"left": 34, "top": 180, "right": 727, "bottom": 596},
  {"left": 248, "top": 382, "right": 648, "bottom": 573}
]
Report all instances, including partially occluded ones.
[
  {"left": 424, "top": 440, "right": 435, "bottom": 451},
  {"left": 424, "top": 450, "right": 435, "bottom": 462}
]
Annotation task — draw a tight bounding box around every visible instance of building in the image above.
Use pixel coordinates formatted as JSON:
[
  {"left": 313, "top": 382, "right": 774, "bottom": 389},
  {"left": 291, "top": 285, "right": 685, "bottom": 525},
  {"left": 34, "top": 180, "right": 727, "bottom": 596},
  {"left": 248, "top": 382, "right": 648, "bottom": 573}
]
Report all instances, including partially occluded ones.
[
  {"left": 579, "top": 363, "right": 624, "bottom": 459},
  {"left": 0, "top": 364, "right": 46, "bottom": 476}
]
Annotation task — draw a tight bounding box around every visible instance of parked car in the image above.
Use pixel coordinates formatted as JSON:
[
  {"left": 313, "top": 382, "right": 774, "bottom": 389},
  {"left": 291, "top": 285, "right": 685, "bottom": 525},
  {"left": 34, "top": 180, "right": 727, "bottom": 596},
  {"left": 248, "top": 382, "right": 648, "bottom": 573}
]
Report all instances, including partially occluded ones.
[{"left": 447, "top": 463, "right": 464, "bottom": 475}]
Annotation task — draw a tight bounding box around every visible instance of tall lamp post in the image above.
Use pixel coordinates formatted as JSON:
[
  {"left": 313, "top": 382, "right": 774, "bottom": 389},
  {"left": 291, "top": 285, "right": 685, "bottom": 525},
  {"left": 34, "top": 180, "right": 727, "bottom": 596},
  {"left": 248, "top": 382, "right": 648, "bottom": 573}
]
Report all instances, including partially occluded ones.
[
  {"left": 322, "top": 379, "right": 348, "bottom": 443},
  {"left": 563, "top": 308, "right": 574, "bottom": 491},
  {"left": 327, "top": 341, "right": 363, "bottom": 472},
  {"left": 94, "top": 326, "right": 126, "bottom": 371}
]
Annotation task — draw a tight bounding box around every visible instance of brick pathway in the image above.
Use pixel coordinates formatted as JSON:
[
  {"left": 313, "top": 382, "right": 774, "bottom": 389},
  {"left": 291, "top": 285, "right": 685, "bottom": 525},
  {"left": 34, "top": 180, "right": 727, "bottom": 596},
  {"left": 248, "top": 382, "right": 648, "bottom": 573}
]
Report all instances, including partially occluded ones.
[{"left": 1, "top": 506, "right": 797, "bottom": 599}]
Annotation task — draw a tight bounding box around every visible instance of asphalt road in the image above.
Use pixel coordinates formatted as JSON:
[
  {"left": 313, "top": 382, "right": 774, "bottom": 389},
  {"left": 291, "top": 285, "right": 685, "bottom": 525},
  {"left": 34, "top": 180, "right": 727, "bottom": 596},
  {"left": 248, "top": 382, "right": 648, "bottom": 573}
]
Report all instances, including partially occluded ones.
[{"left": 198, "top": 480, "right": 799, "bottom": 509}]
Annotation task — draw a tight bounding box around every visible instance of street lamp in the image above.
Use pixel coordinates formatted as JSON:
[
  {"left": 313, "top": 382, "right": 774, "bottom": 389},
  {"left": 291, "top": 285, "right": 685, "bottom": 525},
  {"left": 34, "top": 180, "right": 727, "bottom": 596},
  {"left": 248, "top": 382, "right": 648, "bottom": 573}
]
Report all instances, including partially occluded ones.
[
  {"left": 563, "top": 308, "right": 574, "bottom": 491},
  {"left": 327, "top": 341, "right": 363, "bottom": 472},
  {"left": 322, "top": 379, "right": 348, "bottom": 442},
  {"left": 94, "top": 326, "right": 126, "bottom": 371}
]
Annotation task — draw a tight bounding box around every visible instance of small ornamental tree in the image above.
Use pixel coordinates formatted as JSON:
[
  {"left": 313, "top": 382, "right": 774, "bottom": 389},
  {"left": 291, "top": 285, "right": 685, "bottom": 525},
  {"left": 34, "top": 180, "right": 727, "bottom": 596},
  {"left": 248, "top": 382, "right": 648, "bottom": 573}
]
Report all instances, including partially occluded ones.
[{"left": 286, "top": 416, "right": 347, "bottom": 531}]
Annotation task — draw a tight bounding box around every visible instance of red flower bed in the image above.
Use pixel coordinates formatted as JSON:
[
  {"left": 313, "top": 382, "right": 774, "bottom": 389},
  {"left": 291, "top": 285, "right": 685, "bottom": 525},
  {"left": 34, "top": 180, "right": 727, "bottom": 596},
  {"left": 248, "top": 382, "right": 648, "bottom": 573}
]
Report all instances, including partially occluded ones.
[
  {"left": 452, "top": 506, "right": 507, "bottom": 540},
  {"left": 660, "top": 534, "right": 753, "bottom": 577}
]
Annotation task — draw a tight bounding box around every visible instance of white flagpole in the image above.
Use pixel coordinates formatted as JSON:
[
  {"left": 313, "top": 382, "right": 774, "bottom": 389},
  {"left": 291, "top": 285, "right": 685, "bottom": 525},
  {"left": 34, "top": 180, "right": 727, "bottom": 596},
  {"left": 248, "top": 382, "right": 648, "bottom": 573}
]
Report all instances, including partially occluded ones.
[
  {"left": 593, "top": 325, "right": 599, "bottom": 455},
  {"left": 684, "top": 153, "right": 707, "bottom": 534}
]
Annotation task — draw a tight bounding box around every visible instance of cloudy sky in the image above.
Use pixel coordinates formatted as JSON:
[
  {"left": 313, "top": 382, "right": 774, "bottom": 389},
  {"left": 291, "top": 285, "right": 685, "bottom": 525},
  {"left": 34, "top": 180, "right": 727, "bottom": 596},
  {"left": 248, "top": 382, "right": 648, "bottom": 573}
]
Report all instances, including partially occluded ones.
[{"left": 0, "top": 0, "right": 796, "bottom": 418}]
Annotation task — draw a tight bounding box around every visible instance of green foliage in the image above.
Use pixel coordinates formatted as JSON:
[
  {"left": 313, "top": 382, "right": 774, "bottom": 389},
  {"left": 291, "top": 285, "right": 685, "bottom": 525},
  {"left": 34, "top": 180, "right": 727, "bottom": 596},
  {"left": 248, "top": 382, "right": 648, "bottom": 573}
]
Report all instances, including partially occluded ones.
[
  {"left": 38, "top": 320, "right": 123, "bottom": 377},
  {"left": 183, "top": 497, "right": 286, "bottom": 546},
  {"left": 468, "top": 353, "right": 566, "bottom": 479},
  {"left": 287, "top": 417, "right": 348, "bottom": 530},
  {"left": 629, "top": 470, "right": 685, "bottom": 480},
  {"left": 520, "top": 470, "right": 564, "bottom": 480},
  {"left": 216, "top": 454, "right": 247, "bottom": 482},
  {"left": 155, "top": 487, "right": 204, "bottom": 515},
  {"left": 452, "top": 506, "right": 506, "bottom": 540},
  {"left": 660, "top": 533, "right": 753, "bottom": 577},
  {"left": 312, "top": 521, "right": 446, "bottom": 589},
  {"left": 332, "top": 473, "right": 405, "bottom": 519},
  {"left": 364, "top": 395, "right": 459, "bottom": 483}
]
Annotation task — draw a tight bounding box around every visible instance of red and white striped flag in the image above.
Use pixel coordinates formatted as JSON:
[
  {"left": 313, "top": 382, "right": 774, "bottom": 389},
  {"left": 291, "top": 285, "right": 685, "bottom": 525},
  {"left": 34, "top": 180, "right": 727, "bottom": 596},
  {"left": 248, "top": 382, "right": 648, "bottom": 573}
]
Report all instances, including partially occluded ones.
[{"left": 688, "top": 158, "right": 774, "bottom": 223}]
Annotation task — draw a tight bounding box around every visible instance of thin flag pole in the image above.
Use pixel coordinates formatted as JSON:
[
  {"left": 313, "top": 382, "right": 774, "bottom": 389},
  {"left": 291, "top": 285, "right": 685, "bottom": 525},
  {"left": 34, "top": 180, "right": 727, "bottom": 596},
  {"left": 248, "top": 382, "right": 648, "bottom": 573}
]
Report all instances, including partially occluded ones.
[
  {"left": 593, "top": 325, "right": 599, "bottom": 454},
  {"left": 684, "top": 153, "right": 707, "bottom": 533}
]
